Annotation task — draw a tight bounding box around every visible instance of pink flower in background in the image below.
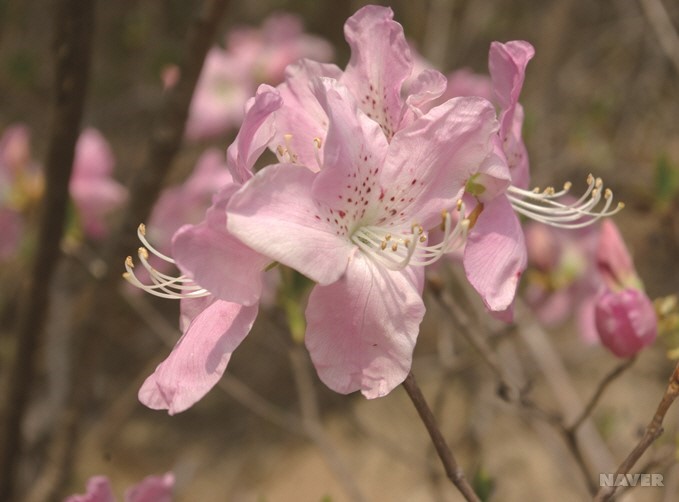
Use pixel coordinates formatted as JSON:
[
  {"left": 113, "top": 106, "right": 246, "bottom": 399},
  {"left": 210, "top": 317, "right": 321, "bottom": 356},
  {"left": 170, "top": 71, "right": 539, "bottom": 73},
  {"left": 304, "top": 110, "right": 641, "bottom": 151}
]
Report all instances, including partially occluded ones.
[
  {"left": 127, "top": 86, "right": 282, "bottom": 414},
  {"left": 227, "top": 78, "right": 496, "bottom": 397},
  {"left": 0, "top": 124, "right": 42, "bottom": 260},
  {"left": 183, "top": 13, "right": 333, "bottom": 141},
  {"left": 523, "top": 221, "right": 601, "bottom": 343},
  {"left": 64, "top": 473, "right": 174, "bottom": 502},
  {"left": 69, "top": 128, "right": 128, "bottom": 239},
  {"left": 594, "top": 220, "right": 657, "bottom": 357}
]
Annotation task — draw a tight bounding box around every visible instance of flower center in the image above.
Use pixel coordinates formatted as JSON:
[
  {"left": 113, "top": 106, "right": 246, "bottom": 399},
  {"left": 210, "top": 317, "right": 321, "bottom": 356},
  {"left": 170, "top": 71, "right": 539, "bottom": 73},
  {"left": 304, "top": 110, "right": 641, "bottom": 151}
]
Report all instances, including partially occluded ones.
[{"left": 350, "top": 201, "right": 469, "bottom": 270}]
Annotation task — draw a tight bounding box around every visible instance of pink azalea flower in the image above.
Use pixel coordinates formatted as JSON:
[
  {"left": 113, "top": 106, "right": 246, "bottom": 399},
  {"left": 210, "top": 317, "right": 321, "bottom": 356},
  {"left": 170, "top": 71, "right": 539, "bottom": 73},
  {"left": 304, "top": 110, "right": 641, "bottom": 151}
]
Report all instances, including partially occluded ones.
[
  {"left": 69, "top": 128, "right": 128, "bottom": 239},
  {"left": 227, "top": 78, "right": 498, "bottom": 397},
  {"left": 126, "top": 86, "right": 282, "bottom": 414},
  {"left": 523, "top": 221, "right": 602, "bottom": 343},
  {"left": 594, "top": 220, "right": 657, "bottom": 357},
  {"left": 184, "top": 13, "right": 333, "bottom": 141},
  {"left": 64, "top": 473, "right": 174, "bottom": 502},
  {"left": 458, "top": 41, "right": 623, "bottom": 319}
]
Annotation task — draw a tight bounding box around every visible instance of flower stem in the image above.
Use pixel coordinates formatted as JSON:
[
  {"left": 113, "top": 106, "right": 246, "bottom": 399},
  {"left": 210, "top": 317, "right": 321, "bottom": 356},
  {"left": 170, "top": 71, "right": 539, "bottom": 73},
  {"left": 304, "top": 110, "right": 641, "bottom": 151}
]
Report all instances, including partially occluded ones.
[
  {"left": 593, "top": 361, "right": 679, "bottom": 501},
  {"left": 402, "top": 372, "right": 481, "bottom": 502}
]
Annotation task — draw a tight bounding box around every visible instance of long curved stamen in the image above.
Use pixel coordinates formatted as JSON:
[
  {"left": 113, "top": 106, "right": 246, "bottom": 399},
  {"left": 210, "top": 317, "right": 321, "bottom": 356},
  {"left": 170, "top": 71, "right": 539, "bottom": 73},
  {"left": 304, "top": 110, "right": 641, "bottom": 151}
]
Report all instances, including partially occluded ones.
[
  {"left": 123, "top": 224, "right": 210, "bottom": 300},
  {"left": 506, "top": 175, "right": 624, "bottom": 229},
  {"left": 351, "top": 201, "right": 469, "bottom": 270}
]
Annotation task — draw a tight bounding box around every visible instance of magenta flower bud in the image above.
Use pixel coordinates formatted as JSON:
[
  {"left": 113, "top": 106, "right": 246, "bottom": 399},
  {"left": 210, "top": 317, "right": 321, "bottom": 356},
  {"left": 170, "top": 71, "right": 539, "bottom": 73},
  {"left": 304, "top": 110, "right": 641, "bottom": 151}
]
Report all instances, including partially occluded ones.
[{"left": 595, "top": 289, "right": 657, "bottom": 358}]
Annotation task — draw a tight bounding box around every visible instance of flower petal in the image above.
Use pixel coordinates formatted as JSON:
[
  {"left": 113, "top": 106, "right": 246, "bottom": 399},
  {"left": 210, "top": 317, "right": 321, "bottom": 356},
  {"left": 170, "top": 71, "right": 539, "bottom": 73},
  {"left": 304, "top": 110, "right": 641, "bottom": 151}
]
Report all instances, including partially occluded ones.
[
  {"left": 381, "top": 96, "right": 499, "bottom": 228},
  {"left": 64, "top": 476, "right": 115, "bottom": 502},
  {"left": 124, "top": 473, "right": 174, "bottom": 502},
  {"left": 274, "top": 59, "right": 343, "bottom": 169},
  {"left": 340, "top": 5, "right": 412, "bottom": 139},
  {"left": 226, "top": 84, "right": 282, "bottom": 184},
  {"left": 227, "top": 163, "right": 354, "bottom": 285},
  {"left": 172, "top": 186, "right": 269, "bottom": 306},
  {"left": 305, "top": 253, "right": 425, "bottom": 398},
  {"left": 138, "top": 301, "right": 258, "bottom": 415},
  {"left": 464, "top": 196, "right": 526, "bottom": 311}
]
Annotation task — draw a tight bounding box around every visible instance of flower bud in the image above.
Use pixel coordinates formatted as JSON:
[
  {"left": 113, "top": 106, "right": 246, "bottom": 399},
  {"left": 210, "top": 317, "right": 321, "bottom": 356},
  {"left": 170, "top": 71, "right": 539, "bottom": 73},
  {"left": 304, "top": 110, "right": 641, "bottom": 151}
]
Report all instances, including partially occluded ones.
[{"left": 595, "top": 288, "right": 657, "bottom": 358}]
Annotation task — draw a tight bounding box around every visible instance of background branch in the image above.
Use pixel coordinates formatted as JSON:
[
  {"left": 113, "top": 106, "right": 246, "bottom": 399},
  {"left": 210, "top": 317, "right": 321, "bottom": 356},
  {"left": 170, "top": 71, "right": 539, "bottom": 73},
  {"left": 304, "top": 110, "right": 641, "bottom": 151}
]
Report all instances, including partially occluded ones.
[{"left": 0, "top": 0, "right": 94, "bottom": 499}]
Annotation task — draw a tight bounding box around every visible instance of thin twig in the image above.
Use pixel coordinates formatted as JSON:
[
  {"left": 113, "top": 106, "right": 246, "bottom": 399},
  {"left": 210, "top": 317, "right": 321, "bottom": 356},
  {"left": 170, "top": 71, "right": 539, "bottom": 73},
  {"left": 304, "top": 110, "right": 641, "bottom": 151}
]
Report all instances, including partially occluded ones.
[
  {"left": 638, "top": 0, "right": 679, "bottom": 76},
  {"left": 594, "top": 361, "right": 679, "bottom": 501},
  {"left": 568, "top": 357, "right": 637, "bottom": 433},
  {"left": 402, "top": 372, "right": 481, "bottom": 502},
  {"left": 0, "top": 0, "right": 94, "bottom": 499}
]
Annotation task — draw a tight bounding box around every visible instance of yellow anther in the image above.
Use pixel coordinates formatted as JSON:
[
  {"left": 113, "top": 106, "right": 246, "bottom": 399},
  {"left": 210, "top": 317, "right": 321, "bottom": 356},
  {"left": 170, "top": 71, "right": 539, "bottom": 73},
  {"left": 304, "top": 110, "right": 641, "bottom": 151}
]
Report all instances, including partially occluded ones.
[
  {"left": 385, "top": 234, "right": 391, "bottom": 241},
  {"left": 587, "top": 173, "right": 594, "bottom": 184},
  {"left": 138, "top": 223, "right": 147, "bottom": 236},
  {"left": 419, "top": 235, "right": 427, "bottom": 243},
  {"left": 604, "top": 188, "right": 612, "bottom": 199},
  {"left": 563, "top": 181, "right": 572, "bottom": 190},
  {"left": 313, "top": 137, "right": 322, "bottom": 149},
  {"left": 391, "top": 242, "right": 398, "bottom": 252},
  {"left": 125, "top": 256, "right": 134, "bottom": 268},
  {"left": 138, "top": 247, "right": 149, "bottom": 260},
  {"left": 381, "top": 241, "right": 387, "bottom": 250}
]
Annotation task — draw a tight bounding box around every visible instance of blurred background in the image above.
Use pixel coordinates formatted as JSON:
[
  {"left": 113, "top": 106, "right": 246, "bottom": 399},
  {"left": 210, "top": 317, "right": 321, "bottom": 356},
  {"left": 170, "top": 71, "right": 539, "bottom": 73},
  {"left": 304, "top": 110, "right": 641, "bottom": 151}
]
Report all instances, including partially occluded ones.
[{"left": 1, "top": 0, "right": 679, "bottom": 500}]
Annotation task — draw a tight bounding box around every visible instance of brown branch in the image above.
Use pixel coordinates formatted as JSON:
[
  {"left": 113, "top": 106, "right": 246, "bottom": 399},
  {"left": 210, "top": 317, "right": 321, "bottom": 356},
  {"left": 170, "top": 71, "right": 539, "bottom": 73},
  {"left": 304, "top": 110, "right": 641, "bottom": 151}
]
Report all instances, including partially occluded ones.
[
  {"left": 402, "top": 372, "right": 481, "bottom": 502},
  {"left": 568, "top": 357, "right": 637, "bottom": 433},
  {"left": 28, "top": 1, "right": 231, "bottom": 500},
  {"left": 0, "top": 0, "right": 94, "bottom": 499},
  {"left": 594, "top": 361, "right": 679, "bottom": 501},
  {"left": 638, "top": 0, "right": 679, "bottom": 76}
]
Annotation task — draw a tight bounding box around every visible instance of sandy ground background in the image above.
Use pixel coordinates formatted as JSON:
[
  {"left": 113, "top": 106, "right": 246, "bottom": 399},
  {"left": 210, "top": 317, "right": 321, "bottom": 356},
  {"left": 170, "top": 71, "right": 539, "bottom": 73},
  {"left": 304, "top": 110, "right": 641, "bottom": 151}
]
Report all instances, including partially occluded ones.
[{"left": 2, "top": 0, "right": 679, "bottom": 500}]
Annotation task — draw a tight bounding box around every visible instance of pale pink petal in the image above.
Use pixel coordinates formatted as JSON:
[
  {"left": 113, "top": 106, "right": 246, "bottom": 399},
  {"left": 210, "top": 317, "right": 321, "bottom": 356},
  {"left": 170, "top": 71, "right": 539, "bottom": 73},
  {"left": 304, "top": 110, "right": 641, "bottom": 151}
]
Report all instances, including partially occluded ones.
[
  {"left": 488, "top": 41, "right": 534, "bottom": 188},
  {"left": 310, "top": 78, "right": 388, "bottom": 213},
  {"left": 72, "top": 128, "right": 115, "bottom": 177},
  {"left": 341, "top": 5, "right": 412, "bottom": 140},
  {"left": 124, "top": 473, "right": 174, "bottom": 502},
  {"left": 464, "top": 196, "right": 526, "bottom": 311},
  {"left": 64, "top": 476, "right": 115, "bottom": 502},
  {"left": 179, "top": 296, "right": 215, "bottom": 333},
  {"left": 444, "top": 68, "right": 493, "bottom": 101},
  {"left": 226, "top": 84, "right": 282, "bottom": 184},
  {"left": 274, "top": 59, "right": 343, "bottom": 168},
  {"left": 400, "top": 69, "right": 448, "bottom": 126},
  {"left": 172, "top": 186, "right": 269, "bottom": 306},
  {"left": 381, "top": 96, "right": 499, "bottom": 229},
  {"left": 149, "top": 149, "right": 232, "bottom": 257},
  {"left": 305, "top": 253, "right": 425, "bottom": 398},
  {"left": 596, "top": 219, "right": 638, "bottom": 289},
  {"left": 489, "top": 40, "right": 535, "bottom": 119},
  {"left": 185, "top": 48, "right": 252, "bottom": 141},
  {"left": 138, "top": 301, "right": 258, "bottom": 415},
  {"left": 227, "top": 163, "right": 354, "bottom": 285},
  {"left": 0, "top": 124, "right": 32, "bottom": 182},
  {"left": 595, "top": 289, "right": 657, "bottom": 358}
]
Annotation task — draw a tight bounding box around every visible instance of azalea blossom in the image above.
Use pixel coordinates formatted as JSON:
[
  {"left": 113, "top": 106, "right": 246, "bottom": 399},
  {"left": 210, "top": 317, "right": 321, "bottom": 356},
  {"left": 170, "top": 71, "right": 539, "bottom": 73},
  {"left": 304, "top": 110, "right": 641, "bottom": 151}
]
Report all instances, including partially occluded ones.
[
  {"left": 125, "top": 85, "right": 281, "bottom": 414},
  {"left": 455, "top": 41, "right": 623, "bottom": 318},
  {"left": 227, "top": 78, "right": 496, "bottom": 397},
  {"left": 181, "top": 13, "right": 333, "bottom": 141},
  {"left": 594, "top": 219, "right": 657, "bottom": 357},
  {"left": 64, "top": 473, "right": 173, "bottom": 502},
  {"left": 69, "top": 128, "right": 128, "bottom": 239}
]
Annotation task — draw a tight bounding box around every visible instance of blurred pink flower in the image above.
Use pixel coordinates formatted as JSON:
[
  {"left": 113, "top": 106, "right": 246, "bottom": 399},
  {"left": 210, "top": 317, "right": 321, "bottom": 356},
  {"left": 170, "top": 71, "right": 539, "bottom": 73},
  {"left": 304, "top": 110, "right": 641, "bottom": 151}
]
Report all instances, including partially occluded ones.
[
  {"left": 64, "top": 473, "right": 173, "bottom": 502},
  {"left": 69, "top": 128, "right": 128, "bottom": 239},
  {"left": 595, "top": 289, "right": 657, "bottom": 358},
  {"left": 594, "top": 220, "right": 657, "bottom": 357},
  {"left": 0, "top": 124, "right": 42, "bottom": 260},
  {"left": 184, "top": 13, "right": 333, "bottom": 141}
]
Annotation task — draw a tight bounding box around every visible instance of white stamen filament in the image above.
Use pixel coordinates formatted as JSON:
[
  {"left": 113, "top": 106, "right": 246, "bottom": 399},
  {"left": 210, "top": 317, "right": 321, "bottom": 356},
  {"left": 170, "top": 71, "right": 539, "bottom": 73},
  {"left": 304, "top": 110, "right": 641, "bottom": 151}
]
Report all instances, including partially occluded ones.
[
  {"left": 351, "top": 202, "right": 469, "bottom": 270},
  {"left": 506, "top": 174, "right": 624, "bottom": 229},
  {"left": 123, "top": 224, "right": 210, "bottom": 300}
]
